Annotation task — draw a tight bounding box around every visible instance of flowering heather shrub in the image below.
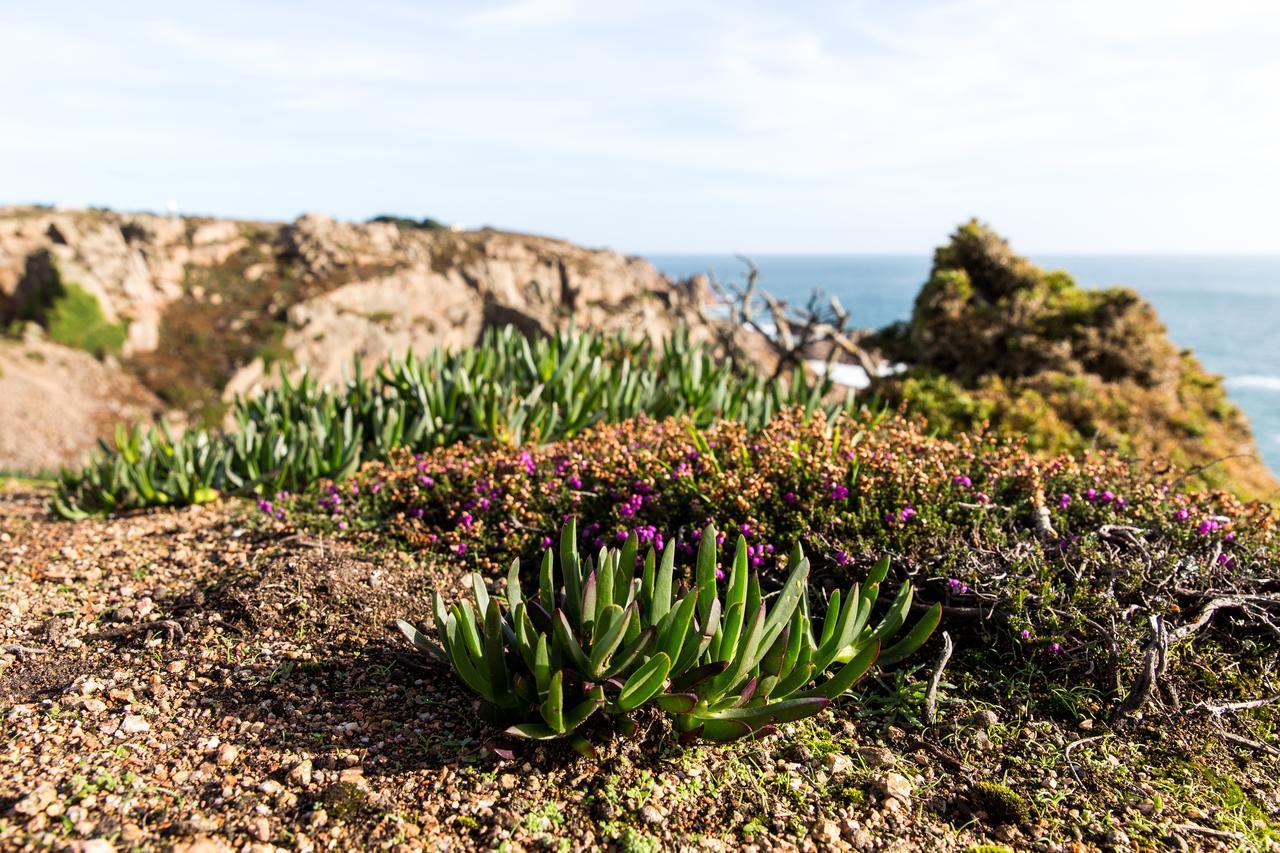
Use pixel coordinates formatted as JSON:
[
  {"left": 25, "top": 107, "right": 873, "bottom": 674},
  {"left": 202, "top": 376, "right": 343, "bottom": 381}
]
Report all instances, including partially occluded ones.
[{"left": 283, "top": 409, "right": 1277, "bottom": 701}]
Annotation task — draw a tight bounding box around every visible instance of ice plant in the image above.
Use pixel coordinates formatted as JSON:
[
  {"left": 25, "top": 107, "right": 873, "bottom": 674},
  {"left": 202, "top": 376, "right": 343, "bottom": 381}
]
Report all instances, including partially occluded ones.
[{"left": 398, "top": 522, "right": 941, "bottom": 753}]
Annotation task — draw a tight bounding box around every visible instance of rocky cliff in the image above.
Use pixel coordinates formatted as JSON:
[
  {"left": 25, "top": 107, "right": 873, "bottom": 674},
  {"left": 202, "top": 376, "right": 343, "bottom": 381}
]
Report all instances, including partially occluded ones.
[
  {"left": 0, "top": 206, "right": 706, "bottom": 469},
  {"left": 875, "top": 220, "right": 1277, "bottom": 497}
]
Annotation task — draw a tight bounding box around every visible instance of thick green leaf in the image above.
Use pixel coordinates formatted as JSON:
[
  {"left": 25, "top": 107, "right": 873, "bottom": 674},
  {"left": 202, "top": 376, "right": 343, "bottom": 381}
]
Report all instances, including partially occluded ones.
[
  {"left": 395, "top": 619, "right": 444, "bottom": 660},
  {"left": 807, "top": 638, "right": 880, "bottom": 700},
  {"left": 618, "top": 653, "right": 672, "bottom": 712},
  {"left": 878, "top": 602, "right": 942, "bottom": 667},
  {"left": 506, "top": 557, "right": 523, "bottom": 611},
  {"left": 541, "top": 670, "right": 565, "bottom": 733}
]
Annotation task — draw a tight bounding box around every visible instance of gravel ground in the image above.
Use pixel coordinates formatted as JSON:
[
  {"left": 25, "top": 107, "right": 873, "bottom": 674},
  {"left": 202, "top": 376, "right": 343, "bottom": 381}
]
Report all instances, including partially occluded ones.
[{"left": 2, "top": 483, "right": 1276, "bottom": 852}]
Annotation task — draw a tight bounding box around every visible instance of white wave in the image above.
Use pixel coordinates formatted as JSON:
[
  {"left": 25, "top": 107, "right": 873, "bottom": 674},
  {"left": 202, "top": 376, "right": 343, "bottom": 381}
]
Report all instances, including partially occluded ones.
[
  {"left": 1226, "top": 375, "right": 1280, "bottom": 392},
  {"left": 806, "top": 360, "right": 906, "bottom": 390}
]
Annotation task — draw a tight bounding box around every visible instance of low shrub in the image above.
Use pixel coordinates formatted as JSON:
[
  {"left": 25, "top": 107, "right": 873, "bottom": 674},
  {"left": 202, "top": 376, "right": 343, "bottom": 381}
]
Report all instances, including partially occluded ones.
[{"left": 286, "top": 409, "right": 1277, "bottom": 711}]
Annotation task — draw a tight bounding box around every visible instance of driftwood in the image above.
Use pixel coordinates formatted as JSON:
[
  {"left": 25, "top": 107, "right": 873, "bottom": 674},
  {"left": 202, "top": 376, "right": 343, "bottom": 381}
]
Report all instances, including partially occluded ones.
[{"left": 680, "top": 256, "right": 884, "bottom": 383}]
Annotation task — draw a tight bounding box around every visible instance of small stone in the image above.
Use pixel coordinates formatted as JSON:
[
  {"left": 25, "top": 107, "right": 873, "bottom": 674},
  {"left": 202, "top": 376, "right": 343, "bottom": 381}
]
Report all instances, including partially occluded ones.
[
  {"left": 825, "top": 752, "right": 854, "bottom": 776},
  {"left": 173, "top": 836, "right": 233, "bottom": 853},
  {"left": 815, "top": 820, "right": 840, "bottom": 842},
  {"left": 970, "top": 709, "right": 999, "bottom": 729},
  {"left": 873, "top": 772, "right": 912, "bottom": 806},
  {"left": 81, "top": 841, "right": 116, "bottom": 853},
  {"left": 259, "top": 780, "right": 283, "bottom": 796},
  {"left": 121, "top": 715, "right": 150, "bottom": 734},
  {"left": 1078, "top": 718, "right": 1094, "bottom": 731},
  {"left": 288, "top": 759, "right": 313, "bottom": 787},
  {"left": 857, "top": 746, "right": 896, "bottom": 768},
  {"left": 14, "top": 783, "right": 57, "bottom": 815},
  {"left": 252, "top": 816, "right": 271, "bottom": 842},
  {"left": 640, "top": 804, "right": 664, "bottom": 825},
  {"left": 216, "top": 743, "right": 239, "bottom": 766},
  {"left": 310, "top": 808, "right": 328, "bottom": 828}
]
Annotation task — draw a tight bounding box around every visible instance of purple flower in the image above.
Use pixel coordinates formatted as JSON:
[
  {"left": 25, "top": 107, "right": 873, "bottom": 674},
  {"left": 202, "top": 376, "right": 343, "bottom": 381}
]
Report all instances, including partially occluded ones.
[
  {"left": 783, "top": 491, "right": 799, "bottom": 506},
  {"left": 1047, "top": 642, "right": 1062, "bottom": 654},
  {"left": 1020, "top": 629, "right": 1031, "bottom": 641},
  {"left": 459, "top": 512, "right": 473, "bottom": 530},
  {"left": 1101, "top": 491, "right": 1115, "bottom": 503},
  {"left": 1085, "top": 488, "right": 1098, "bottom": 502},
  {"left": 1198, "top": 520, "right": 1219, "bottom": 536},
  {"left": 409, "top": 507, "right": 424, "bottom": 519},
  {"left": 829, "top": 484, "right": 850, "bottom": 501},
  {"left": 455, "top": 542, "right": 467, "bottom": 555},
  {"left": 834, "top": 550, "right": 850, "bottom": 567},
  {"left": 899, "top": 506, "right": 917, "bottom": 522},
  {"left": 1174, "top": 508, "right": 1190, "bottom": 521},
  {"left": 953, "top": 474, "right": 972, "bottom": 488},
  {"left": 714, "top": 567, "right": 725, "bottom": 581},
  {"left": 946, "top": 578, "right": 969, "bottom": 595},
  {"left": 1057, "top": 493, "right": 1072, "bottom": 510},
  {"left": 740, "top": 523, "right": 753, "bottom": 537},
  {"left": 518, "top": 449, "right": 536, "bottom": 475},
  {"left": 541, "top": 536, "right": 553, "bottom": 549},
  {"left": 419, "top": 475, "right": 434, "bottom": 488},
  {"left": 567, "top": 475, "right": 583, "bottom": 490}
]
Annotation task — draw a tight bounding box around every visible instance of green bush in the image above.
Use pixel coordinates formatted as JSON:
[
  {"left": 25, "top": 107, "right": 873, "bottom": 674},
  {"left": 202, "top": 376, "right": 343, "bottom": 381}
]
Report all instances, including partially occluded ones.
[
  {"left": 45, "top": 282, "right": 127, "bottom": 357},
  {"left": 398, "top": 522, "right": 938, "bottom": 752}
]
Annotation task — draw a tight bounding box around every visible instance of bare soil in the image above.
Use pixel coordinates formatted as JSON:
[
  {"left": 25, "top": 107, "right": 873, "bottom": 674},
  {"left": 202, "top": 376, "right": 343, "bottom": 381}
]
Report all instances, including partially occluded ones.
[{"left": 2, "top": 483, "right": 1276, "bottom": 852}]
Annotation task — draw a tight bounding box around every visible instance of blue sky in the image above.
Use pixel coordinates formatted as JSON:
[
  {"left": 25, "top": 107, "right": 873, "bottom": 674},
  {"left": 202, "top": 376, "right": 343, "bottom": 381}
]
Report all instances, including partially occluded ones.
[{"left": 2, "top": 0, "right": 1277, "bottom": 253}]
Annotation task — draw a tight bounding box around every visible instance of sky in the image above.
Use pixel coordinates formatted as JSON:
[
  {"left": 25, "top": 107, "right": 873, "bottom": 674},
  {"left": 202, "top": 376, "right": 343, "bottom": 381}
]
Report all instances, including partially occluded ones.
[{"left": 2, "top": 0, "right": 1278, "bottom": 254}]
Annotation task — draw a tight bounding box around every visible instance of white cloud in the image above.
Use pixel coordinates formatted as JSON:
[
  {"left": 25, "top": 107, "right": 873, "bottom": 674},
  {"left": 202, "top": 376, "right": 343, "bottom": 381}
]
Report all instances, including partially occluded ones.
[{"left": 0, "top": 0, "right": 1277, "bottom": 251}]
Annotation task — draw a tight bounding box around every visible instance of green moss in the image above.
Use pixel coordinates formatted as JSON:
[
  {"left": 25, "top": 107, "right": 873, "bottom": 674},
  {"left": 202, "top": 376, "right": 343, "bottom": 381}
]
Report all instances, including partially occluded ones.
[
  {"left": 46, "top": 283, "right": 127, "bottom": 357},
  {"left": 971, "top": 781, "right": 1031, "bottom": 825}
]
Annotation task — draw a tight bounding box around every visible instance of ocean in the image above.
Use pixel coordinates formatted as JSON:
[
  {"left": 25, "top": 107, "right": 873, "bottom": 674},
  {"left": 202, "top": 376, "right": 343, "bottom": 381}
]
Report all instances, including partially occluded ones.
[{"left": 646, "top": 254, "right": 1280, "bottom": 477}]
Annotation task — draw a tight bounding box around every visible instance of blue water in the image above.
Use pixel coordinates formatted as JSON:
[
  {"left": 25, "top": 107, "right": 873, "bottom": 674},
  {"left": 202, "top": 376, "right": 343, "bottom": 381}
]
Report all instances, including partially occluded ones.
[{"left": 647, "top": 254, "right": 1280, "bottom": 477}]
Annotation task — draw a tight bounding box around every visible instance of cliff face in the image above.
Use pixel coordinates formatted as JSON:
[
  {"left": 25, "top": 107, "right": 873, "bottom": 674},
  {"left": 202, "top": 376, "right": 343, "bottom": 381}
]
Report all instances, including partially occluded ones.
[
  {"left": 0, "top": 207, "right": 705, "bottom": 449},
  {"left": 877, "top": 220, "right": 1277, "bottom": 498}
]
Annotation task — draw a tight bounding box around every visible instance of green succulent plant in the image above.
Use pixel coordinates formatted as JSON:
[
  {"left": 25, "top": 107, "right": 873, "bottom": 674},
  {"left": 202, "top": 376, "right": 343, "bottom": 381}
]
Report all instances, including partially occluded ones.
[
  {"left": 55, "top": 325, "right": 850, "bottom": 517},
  {"left": 397, "top": 521, "right": 940, "bottom": 753}
]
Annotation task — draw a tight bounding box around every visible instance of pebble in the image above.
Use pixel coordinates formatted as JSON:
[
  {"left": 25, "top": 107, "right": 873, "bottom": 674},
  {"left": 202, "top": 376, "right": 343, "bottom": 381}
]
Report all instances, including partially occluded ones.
[
  {"left": 873, "top": 773, "right": 913, "bottom": 806},
  {"left": 15, "top": 783, "right": 57, "bottom": 815},
  {"left": 288, "top": 758, "right": 313, "bottom": 787},
  {"left": 640, "top": 804, "right": 664, "bottom": 825},
  {"left": 970, "top": 709, "right": 1000, "bottom": 729},
  {"left": 121, "top": 715, "right": 150, "bottom": 734},
  {"left": 216, "top": 743, "right": 239, "bottom": 766},
  {"left": 856, "top": 746, "right": 896, "bottom": 768},
  {"left": 825, "top": 752, "right": 854, "bottom": 775}
]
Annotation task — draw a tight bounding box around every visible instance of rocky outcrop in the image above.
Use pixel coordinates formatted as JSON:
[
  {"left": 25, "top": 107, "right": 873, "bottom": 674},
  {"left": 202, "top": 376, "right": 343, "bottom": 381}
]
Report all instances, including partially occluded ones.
[
  {"left": 0, "top": 206, "right": 707, "bottom": 469},
  {"left": 877, "top": 220, "right": 1277, "bottom": 497}
]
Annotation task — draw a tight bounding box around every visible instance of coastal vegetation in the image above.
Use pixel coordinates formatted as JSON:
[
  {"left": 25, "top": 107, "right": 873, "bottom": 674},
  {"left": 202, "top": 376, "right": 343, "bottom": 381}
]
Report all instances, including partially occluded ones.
[{"left": 3, "top": 213, "right": 1277, "bottom": 850}]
